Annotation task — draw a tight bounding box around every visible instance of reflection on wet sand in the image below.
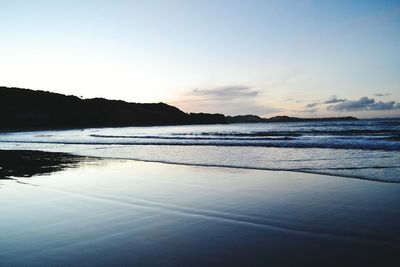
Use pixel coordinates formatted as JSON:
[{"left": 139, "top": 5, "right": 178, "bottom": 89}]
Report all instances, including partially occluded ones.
[
  {"left": 0, "top": 150, "right": 89, "bottom": 179},
  {"left": 1, "top": 158, "right": 400, "bottom": 266}
]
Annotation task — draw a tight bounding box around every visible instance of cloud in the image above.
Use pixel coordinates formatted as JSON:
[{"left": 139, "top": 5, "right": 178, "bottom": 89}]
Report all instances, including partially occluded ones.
[
  {"left": 305, "top": 96, "right": 346, "bottom": 109},
  {"left": 306, "top": 102, "right": 318, "bottom": 108},
  {"left": 327, "top": 97, "right": 400, "bottom": 112},
  {"left": 323, "top": 97, "right": 346, "bottom": 104},
  {"left": 374, "top": 93, "right": 390, "bottom": 97},
  {"left": 191, "top": 86, "right": 258, "bottom": 100},
  {"left": 171, "top": 85, "right": 280, "bottom": 116}
]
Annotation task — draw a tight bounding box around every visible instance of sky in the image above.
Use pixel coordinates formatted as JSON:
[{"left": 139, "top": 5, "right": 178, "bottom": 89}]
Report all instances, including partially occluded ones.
[{"left": 0, "top": 0, "right": 399, "bottom": 118}]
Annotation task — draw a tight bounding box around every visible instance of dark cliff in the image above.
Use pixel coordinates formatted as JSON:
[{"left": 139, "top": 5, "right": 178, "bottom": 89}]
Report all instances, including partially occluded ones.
[{"left": 0, "top": 87, "right": 226, "bottom": 130}]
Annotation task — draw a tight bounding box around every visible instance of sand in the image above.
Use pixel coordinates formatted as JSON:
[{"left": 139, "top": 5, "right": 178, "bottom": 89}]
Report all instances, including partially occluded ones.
[{"left": 0, "top": 151, "right": 400, "bottom": 266}]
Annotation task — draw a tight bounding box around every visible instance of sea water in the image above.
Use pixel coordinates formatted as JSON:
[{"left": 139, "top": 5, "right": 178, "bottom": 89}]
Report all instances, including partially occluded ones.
[{"left": 0, "top": 118, "right": 399, "bottom": 182}]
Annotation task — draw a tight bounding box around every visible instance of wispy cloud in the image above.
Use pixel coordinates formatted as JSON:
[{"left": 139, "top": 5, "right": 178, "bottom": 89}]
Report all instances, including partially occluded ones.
[
  {"left": 306, "top": 102, "right": 318, "bottom": 108},
  {"left": 171, "top": 85, "right": 281, "bottom": 116},
  {"left": 190, "top": 86, "right": 259, "bottom": 100},
  {"left": 327, "top": 97, "right": 400, "bottom": 112},
  {"left": 305, "top": 96, "right": 346, "bottom": 109},
  {"left": 374, "top": 93, "right": 390, "bottom": 97},
  {"left": 323, "top": 97, "right": 346, "bottom": 104}
]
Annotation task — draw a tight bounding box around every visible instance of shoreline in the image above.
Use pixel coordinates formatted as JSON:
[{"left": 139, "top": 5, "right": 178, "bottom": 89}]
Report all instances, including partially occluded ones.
[
  {"left": 0, "top": 149, "right": 400, "bottom": 184},
  {"left": 82, "top": 154, "right": 400, "bottom": 184}
]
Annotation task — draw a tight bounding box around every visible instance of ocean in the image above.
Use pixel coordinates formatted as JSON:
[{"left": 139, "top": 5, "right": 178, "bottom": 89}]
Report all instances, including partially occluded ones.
[{"left": 0, "top": 118, "right": 399, "bottom": 182}]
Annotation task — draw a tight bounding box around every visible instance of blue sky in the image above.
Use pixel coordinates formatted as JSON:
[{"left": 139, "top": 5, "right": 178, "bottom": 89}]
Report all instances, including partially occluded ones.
[{"left": 0, "top": 0, "right": 399, "bottom": 117}]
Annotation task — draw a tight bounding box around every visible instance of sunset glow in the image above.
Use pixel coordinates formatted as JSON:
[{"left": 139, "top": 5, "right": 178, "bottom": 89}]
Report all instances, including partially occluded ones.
[{"left": 1, "top": 0, "right": 399, "bottom": 117}]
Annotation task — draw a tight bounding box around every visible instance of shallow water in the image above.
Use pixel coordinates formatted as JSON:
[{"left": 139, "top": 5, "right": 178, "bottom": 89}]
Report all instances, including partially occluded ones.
[{"left": 0, "top": 118, "right": 399, "bottom": 182}]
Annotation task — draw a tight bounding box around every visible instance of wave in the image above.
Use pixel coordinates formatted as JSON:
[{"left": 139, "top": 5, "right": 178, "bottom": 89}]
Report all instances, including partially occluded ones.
[
  {"left": 168, "top": 130, "right": 400, "bottom": 137},
  {"left": 1, "top": 138, "right": 400, "bottom": 151},
  {"left": 89, "top": 134, "right": 296, "bottom": 141},
  {"left": 90, "top": 129, "right": 400, "bottom": 139}
]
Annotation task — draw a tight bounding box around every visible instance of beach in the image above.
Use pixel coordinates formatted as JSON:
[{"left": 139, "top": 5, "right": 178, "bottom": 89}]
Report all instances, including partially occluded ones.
[
  {"left": 2, "top": 0, "right": 399, "bottom": 265},
  {"left": 1, "top": 150, "right": 399, "bottom": 266}
]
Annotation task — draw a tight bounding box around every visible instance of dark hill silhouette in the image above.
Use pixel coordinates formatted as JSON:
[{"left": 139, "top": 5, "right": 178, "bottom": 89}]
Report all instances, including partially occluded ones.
[
  {"left": 0, "top": 86, "right": 357, "bottom": 131},
  {"left": 0, "top": 86, "right": 225, "bottom": 129}
]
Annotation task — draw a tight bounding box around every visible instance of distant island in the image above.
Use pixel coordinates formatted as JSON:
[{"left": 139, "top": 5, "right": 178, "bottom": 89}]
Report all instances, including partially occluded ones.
[
  {"left": 0, "top": 86, "right": 357, "bottom": 131},
  {"left": 226, "top": 114, "right": 358, "bottom": 123}
]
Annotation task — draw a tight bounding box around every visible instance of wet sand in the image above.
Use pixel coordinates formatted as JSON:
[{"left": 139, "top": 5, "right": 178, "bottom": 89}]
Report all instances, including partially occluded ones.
[
  {"left": 0, "top": 150, "right": 400, "bottom": 266},
  {"left": 0, "top": 150, "right": 89, "bottom": 180}
]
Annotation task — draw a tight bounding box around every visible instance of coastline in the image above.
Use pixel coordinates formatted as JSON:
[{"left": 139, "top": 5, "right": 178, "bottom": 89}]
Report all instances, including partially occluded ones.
[{"left": 1, "top": 149, "right": 400, "bottom": 266}]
